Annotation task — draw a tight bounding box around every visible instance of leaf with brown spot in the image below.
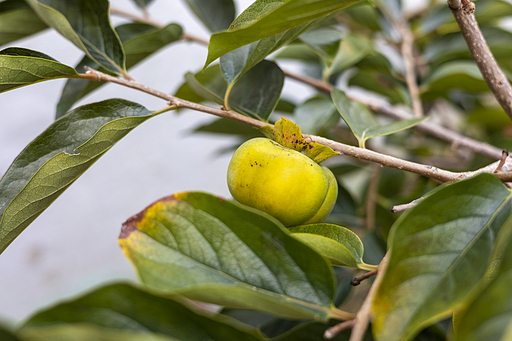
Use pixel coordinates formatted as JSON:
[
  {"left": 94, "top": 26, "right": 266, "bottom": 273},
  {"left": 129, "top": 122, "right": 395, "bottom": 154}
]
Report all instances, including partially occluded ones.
[
  {"left": 273, "top": 117, "right": 307, "bottom": 151},
  {"left": 303, "top": 142, "right": 339, "bottom": 164}
]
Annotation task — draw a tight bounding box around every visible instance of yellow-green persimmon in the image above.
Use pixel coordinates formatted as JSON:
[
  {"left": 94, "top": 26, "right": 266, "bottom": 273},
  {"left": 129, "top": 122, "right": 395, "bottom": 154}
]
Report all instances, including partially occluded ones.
[{"left": 227, "top": 138, "right": 338, "bottom": 226}]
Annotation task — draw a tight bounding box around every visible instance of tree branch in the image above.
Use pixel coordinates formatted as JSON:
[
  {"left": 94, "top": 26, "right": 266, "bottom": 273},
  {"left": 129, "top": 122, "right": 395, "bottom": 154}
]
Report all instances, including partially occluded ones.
[
  {"left": 109, "top": 5, "right": 502, "bottom": 160},
  {"left": 283, "top": 70, "right": 502, "bottom": 160},
  {"left": 399, "top": 23, "right": 423, "bottom": 117},
  {"left": 449, "top": 0, "right": 512, "bottom": 119},
  {"left": 79, "top": 68, "right": 512, "bottom": 183}
]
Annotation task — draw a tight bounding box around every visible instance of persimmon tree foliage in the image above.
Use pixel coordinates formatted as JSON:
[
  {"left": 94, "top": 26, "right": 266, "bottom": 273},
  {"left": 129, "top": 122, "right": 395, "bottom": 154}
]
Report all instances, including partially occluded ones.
[{"left": 2, "top": 0, "right": 512, "bottom": 340}]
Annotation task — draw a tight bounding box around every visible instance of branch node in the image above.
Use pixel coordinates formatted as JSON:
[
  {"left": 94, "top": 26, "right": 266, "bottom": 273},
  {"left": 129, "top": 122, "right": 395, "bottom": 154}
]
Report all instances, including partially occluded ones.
[
  {"left": 463, "top": 1, "right": 476, "bottom": 15},
  {"left": 324, "top": 320, "right": 355, "bottom": 340}
]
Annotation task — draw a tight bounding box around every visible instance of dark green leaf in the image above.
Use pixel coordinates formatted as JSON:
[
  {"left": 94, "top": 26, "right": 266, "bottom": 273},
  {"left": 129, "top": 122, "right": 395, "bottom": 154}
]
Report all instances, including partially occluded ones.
[
  {"left": 22, "top": 283, "right": 267, "bottom": 341},
  {"left": 372, "top": 174, "right": 512, "bottom": 341},
  {"left": 26, "top": 0, "right": 125, "bottom": 75},
  {"left": 186, "top": 61, "right": 284, "bottom": 121},
  {"left": 0, "top": 325, "right": 20, "bottom": 341},
  {"left": 273, "top": 320, "right": 374, "bottom": 341},
  {"left": 0, "top": 0, "right": 47, "bottom": 46},
  {"left": 205, "top": 0, "right": 361, "bottom": 67},
  {"left": 454, "top": 219, "right": 512, "bottom": 341},
  {"left": 0, "top": 99, "right": 161, "bottom": 254},
  {"left": 0, "top": 47, "right": 78, "bottom": 93},
  {"left": 332, "top": 89, "right": 425, "bottom": 148},
  {"left": 289, "top": 223, "right": 376, "bottom": 270},
  {"left": 119, "top": 192, "right": 351, "bottom": 322},
  {"left": 56, "top": 23, "right": 183, "bottom": 118},
  {"left": 183, "top": 0, "right": 235, "bottom": 33}
]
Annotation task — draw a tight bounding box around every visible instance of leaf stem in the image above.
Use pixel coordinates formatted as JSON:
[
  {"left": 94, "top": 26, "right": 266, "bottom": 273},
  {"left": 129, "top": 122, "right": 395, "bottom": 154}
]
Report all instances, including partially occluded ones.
[{"left": 224, "top": 83, "right": 234, "bottom": 111}]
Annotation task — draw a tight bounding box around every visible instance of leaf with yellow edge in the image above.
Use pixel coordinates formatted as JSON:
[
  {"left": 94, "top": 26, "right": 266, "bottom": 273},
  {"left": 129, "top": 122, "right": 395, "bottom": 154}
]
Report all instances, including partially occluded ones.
[
  {"left": 304, "top": 142, "right": 339, "bottom": 164},
  {"left": 273, "top": 117, "right": 339, "bottom": 163}
]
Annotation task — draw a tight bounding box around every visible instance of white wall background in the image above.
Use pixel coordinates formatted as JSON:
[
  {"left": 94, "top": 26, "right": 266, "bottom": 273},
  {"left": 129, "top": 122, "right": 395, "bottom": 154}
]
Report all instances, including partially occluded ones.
[{"left": 0, "top": 0, "right": 426, "bottom": 326}]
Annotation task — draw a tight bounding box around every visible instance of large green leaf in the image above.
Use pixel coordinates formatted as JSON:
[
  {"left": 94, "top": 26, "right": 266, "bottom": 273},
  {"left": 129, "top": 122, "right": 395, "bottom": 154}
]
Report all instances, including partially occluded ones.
[
  {"left": 205, "top": 0, "right": 360, "bottom": 67},
  {"left": 331, "top": 89, "right": 425, "bottom": 148},
  {"left": 26, "top": 0, "right": 125, "bottom": 75},
  {"left": 185, "top": 61, "right": 284, "bottom": 121},
  {"left": 0, "top": 99, "right": 163, "bottom": 254},
  {"left": 219, "top": 16, "right": 329, "bottom": 85},
  {"left": 56, "top": 22, "right": 183, "bottom": 118},
  {"left": 119, "top": 192, "right": 351, "bottom": 322},
  {"left": 183, "top": 0, "right": 235, "bottom": 33},
  {"left": 0, "top": 0, "right": 47, "bottom": 46},
  {"left": 20, "top": 325, "right": 178, "bottom": 341},
  {"left": 372, "top": 174, "right": 512, "bottom": 341},
  {"left": 0, "top": 47, "right": 78, "bottom": 93},
  {"left": 454, "top": 223, "right": 512, "bottom": 341},
  {"left": 289, "top": 224, "right": 376, "bottom": 270},
  {"left": 21, "top": 283, "right": 267, "bottom": 341}
]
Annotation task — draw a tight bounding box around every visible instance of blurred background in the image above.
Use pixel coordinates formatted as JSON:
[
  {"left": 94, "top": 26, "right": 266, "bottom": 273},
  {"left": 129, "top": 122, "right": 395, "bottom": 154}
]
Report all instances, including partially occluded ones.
[{"left": 0, "top": 0, "right": 430, "bottom": 325}]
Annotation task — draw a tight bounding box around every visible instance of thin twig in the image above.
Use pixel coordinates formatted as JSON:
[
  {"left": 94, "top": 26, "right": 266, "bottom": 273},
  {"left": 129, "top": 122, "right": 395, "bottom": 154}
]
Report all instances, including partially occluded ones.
[
  {"left": 347, "top": 252, "right": 390, "bottom": 341},
  {"left": 283, "top": 70, "right": 502, "bottom": 160},
  {"left": 79, "top": 68, "right": 512, "bottom": 183},
  {"left": 351, "top": 269, "right": 379, "bottom": 286},
  {"left": 400, "top": 23, "right": 423, "bottom": 117},
  {"left": 324, "top": 319, "right": 356, "bottom": 339},
  {"left": 494, "top": 149, "right": 510, "bottom": 173},
  {"left": 391, "top": 197, "right": 424, "bottom": 213},
  {"left": 449, "top": 1, "right": 512, "bottom": 119}
]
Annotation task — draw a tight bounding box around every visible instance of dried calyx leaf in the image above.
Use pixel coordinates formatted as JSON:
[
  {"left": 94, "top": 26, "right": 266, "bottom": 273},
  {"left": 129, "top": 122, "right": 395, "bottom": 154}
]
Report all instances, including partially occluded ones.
[{"left": 262, "top": 117, "right": 338, "bottom": 163}]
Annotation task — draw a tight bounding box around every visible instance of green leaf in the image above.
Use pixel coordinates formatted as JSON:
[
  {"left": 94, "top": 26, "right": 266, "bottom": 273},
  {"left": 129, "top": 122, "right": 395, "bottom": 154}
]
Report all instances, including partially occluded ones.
[
  {"left": 0, "top": 325, "right": 20, "bottom": 341},
  {"left": 289, "top": 224, "right": 376, "bottom": 270},
  {"left": 56, "top": 22, "right": 183, "bottom": 118},
  {"left": 299, "top": 27, "right": 343, "bottom": 66},
  {"left": 119, "top": 192, "right": 351, "bottom": 322},
  {"left": 0, "top": 47, "right": 78, "bottom": 93},
  {"left": 0, "top": 0, "right": 47, "bottom": 46},
  {"left": 205, "top": 0, "right": 361, "bottom": 68},
  {"left": 26, "top": 0, "right": 126, "bottom": 75},
  {"left": 454, "top": 223, "right": 512, "bottom": 341},
  {"left": 185, "top": 61, "right": 284, "bottom": 121},
  {"left": 21, "top": 283, "right": 267, "bottom": 341},
  {"left": 183, "top": 0, "right": 235, "bottom": 33},
  {"left": 372, "top": 174, "right": 512, "bottom": 341},
  {"left": 331, "top": 89, "right": 425, "bottom": 148},
  {"left": 294, "top": 95, "right": 339, "bottom": 135},
  {"left": 20, "top": 324, "right": 179, "bottom": 341},
  {"left": 421, "top": 61, "right": 488, "bottom": 97},
  {"left": 325, "top": 34, "right": 372, "bottom": 77},
  {"left": 0, "top": 99, "right": 162, "bottom": 254}
]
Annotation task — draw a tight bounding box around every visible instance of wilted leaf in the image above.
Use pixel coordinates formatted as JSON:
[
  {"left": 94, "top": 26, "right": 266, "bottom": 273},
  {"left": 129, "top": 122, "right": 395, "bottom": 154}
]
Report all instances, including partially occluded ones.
[
  {"left": 0, "top": 47, "right": 77, "bottom": 93},
  {"left": 372, "top": 174, "right": 512, "bottom": 341},
  {"left": 119, "top": 192, "right": 352, "bottom": 322},
  {"left": 332, "top": 89, "right": 425, "bottom": 148},
  {"left": 0, "top": 99, "right": 162, "bottom": 254},
  {"left": 56, "top": 22, "right": 183, "bottom": 118},
  {"left": 0, "top": 0, "right": 47, "bottom": 46},
  {"left": 183, "top": 0, "right": 235, "bottom": 33},
  {"left": 22, "top": 283, "right": 267, "bottom": 341},
  {"left": 289, "top": 224, "right": 376, "bottom": 270},
  {"left": 26, "top": 0, "right": 125, "bottom": 74},
  {"left": 205, "top": 0, "right": 360, "bottom": 67}
]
